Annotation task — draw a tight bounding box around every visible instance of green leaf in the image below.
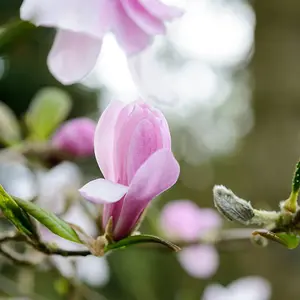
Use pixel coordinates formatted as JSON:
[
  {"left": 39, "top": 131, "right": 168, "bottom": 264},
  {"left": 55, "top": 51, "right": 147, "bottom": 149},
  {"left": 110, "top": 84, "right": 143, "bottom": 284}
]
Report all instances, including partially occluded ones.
[
  {"left": 13, "top": 197, "right": 81, "bottom": 243},
  {"left": 0, "top": 102, "right": 21, "bottom": 146},
  {"left": 25, "top": 87, "right": 72, "bottom": 140},
  {"left": 0, "top": 185, "right": 37, "bottom": 239},
  {"left": 253, "top": 230, "right": 300, "bottom": 249},
  {"left": 105, "top": 234, "right": 181, "bottom": 253}
]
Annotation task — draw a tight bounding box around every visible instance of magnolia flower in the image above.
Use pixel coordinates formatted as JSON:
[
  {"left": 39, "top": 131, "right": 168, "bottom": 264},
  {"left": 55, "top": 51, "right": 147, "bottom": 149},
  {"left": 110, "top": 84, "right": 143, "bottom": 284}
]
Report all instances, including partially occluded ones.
[
  {"left": 0, "top": 162, "right": 37, "bottom": 201},
  {"left": 80, "top": 100, "right": 180, "bottom": 241},
  {"left": 160, "top": 200, "right": 222, "bottom": 278},
  {"left": 42, "top": 205, "right": 109, "bottom": 287},
  {"left": 20, "top": 0, "right": 183, "bottom": 85},
  {"left": 37, "top": 161, "right": 82, "bottom": 214},
  {"left": 52, "top": 118, "right": 97, "bottom": 157},
  {"left": 201, "top": 276, "right": 271, "bottom": 300},
  {"left": 37, "top": 162, "right": 109, "bottom": 286}
]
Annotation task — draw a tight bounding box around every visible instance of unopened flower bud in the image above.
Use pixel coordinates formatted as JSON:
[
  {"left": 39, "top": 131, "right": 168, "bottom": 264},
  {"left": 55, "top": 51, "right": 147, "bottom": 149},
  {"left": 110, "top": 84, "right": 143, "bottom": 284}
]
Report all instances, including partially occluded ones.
[
  {"left": 52, "top": 118, "right": 96, "bottom": 157},
  {"left": 213, "top": 185, "right": 255, "bottom": 225}
]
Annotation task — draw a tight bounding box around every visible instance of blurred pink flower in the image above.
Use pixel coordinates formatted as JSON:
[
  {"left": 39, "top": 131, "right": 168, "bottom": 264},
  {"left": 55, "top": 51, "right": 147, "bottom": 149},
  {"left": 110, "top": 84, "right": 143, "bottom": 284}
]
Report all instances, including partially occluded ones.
[
  {"left": 201, "top": 276, "right": 271, "bottom": 300},
  {"left": 178, "top": 245, "right": 219, "bottom": 279},
  {"left": 160, "top": 200, "right": 222, "bottom": 278},
  {"left": 20, "top": 0, "right": 183, "bottom": 85},
  {"left": 160, "top": 200, "right": 222, "bottom": 242},
  {"left": 42, "top": 205, "right": 109, "bottom": 287},
  {"left": 37, "top": 163, "right": 109, "bottom": 286},
  {"left": 52, "top": 118, "right": 96, "bottom": 157},
  {"left": 79, "top": 100, "right": 180, "bottom": 241}
]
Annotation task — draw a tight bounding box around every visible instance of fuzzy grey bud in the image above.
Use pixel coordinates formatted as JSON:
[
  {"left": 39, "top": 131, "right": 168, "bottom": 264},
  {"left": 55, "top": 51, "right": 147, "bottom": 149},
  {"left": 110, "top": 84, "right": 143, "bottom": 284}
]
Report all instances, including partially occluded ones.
[{"left": 213, "top": 185, "right": 255, "bottom": 225}]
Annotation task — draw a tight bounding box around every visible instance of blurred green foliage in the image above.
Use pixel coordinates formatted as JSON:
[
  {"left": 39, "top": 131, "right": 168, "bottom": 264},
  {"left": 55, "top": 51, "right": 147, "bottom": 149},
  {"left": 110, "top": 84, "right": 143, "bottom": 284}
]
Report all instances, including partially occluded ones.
[{"left": 1, "top": 1, "right": 300, "bottom": 300}]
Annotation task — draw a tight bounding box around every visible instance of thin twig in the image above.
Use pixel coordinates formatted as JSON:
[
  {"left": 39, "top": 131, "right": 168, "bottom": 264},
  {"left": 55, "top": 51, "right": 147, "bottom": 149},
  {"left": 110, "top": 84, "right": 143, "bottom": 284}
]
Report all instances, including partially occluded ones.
[
  {"left": 178, "top": 228, "right": 256, "bottom": 248},
  {"left": 32, "top": 241, "right": 91, "bottom": 257}
]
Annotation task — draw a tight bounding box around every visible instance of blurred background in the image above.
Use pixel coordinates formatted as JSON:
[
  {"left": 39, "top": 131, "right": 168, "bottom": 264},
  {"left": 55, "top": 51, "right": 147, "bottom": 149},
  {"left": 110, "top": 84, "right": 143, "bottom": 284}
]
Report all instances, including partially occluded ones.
[{"left": 0, "top": 0, "right": 299, "bottom": 299}]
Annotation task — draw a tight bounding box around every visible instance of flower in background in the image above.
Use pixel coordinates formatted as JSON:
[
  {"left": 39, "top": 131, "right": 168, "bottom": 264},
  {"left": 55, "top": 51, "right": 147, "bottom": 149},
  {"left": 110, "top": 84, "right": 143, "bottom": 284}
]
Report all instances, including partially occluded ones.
[
  {"left": 42, "top": 205, "right": 109, "bottom": 287},
  {"left": 201, "top": 276, "right": 271, "bottom": 300},
  {"left": 52, "top": 118, "right": 96, "bottom": 158},
  {"left": 0, "top": 162, "right": 37, "bottom": 201},
  {"left": 37, "top": 162, "right": 109, "bottom": 287},
  {"left": 160, "top": 200, "right": 222, "bottom": 278},
  {"left": 80, "top": 100, "right": 180, "bottom": 241},
  {"left": 20, "top": 0, "right": 183, "bottom": 85}
]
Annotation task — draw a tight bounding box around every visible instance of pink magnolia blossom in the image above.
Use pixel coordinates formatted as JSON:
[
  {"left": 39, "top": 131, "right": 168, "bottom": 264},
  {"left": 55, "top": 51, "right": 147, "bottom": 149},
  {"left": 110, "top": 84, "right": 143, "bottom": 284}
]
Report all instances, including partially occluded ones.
[
  {"left": 160, "top": 200, "right": 222, "bottom": 242},
  {"left": 79, "top": 100, "right": 180, "bottom": 241},
  {"left": 20, "top": 0, "right": 183, "bottom": 85},
  {"left": 178, "top": 244, "right": 219, "bottom": 279},
  {"left": 52, "top": 118, "right": 96, "bottom": 157},
  {"left": 160, "top": 200, "right": 222, "bottom": 278}
]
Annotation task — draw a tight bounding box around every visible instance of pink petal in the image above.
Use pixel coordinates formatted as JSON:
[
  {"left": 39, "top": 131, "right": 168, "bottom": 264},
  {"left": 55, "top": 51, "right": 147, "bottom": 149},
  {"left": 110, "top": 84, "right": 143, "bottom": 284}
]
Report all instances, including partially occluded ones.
[
  {"left": 20, "top": 0, "right": 114, "bottom": 39},
  {"left": 126, "top": 119, "right": 159, "bottom": 183},
  {"left": 121, "top": 0, "right": 165, "bottom": 35},
  {"left": 94, "top": 100, "right": 127, "bottom": 181},
  {"left": 47, "top": 30, "right": 102, "bottom": 84},
  {"left": 139, "top": 0, "right": 184, "bottom": 20},
  {"left": 112, "top": 1, "right": 152, "bottom": 55},
  {"left": 160, "top": 201, "right": 222, "bottom": 242},
  {"left": 113, "top": 148, "right": 180, "bottom": 240},
  {"left": 198, "top": 208, "right": 223, "bottom": 235},
  {"left": 113, "top": 102, "right": 171, "bottom": 184},
  {"left": 178, "top": 245, "right": 219, "bottom": 279},
  {"left": 160, "top": 200, "right": 204, "bottom": 242},
  {"left": 79, "top": 178, "right": 128, "bottom": 204}
]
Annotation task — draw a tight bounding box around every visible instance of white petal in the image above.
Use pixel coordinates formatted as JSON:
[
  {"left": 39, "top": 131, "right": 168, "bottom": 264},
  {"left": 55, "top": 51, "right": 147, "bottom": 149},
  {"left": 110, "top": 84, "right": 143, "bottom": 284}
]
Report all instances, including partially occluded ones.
[
  {"left": 229, "top": 277, "right": 271, "bottom": 300},
  {"left": 51, "top": 256, "right": 76, "bottom": 279},
  {"left": 79, "top": 178, "right": 128, "bottom": 204},
  {"left": 47, "top": 30, "right": 102, "bottom": 84},
  {"left": 76, "top": 256, "right": 110, "bottom": 287},
  {"left": 37, "top": 162, "right": 81, "bottom": 214},
  {"left": 20, "top": 0, "right": 113, "bottom": 39},
  {"left": 0, "top": 162, "right": 37, "bottom": 201},
  {"left": 202, "top": 284, "right": 230, "bottom": 300}
]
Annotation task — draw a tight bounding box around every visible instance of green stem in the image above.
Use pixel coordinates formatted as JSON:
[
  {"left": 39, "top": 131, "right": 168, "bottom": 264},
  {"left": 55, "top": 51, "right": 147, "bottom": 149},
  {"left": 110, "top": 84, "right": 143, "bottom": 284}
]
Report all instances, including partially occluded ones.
[{"left": 283, "top": 161, "right": 300, "bottom": 213}]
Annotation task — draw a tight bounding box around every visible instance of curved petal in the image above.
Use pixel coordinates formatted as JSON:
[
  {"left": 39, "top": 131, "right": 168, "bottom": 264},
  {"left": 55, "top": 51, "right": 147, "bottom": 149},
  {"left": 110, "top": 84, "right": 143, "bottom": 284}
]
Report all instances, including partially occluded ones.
[
  {"left": 94, "top": 100, "right": 126, "bottom": 181},
  {"left": 20, "top": 0, "right": 114, "bottom": 39},
  {"left": 126, "top": 119, "right": 159, "bottom": 183},
  {"left": 121, "top": 0, "right": 165, "bottom": 35},
  {"left": 114, "top": 102, "right": 171, "bottom": 184},
  {"left": 47, "top": 30, "right": 102, "bottom": 84},
  {"left": 79, "top": 178, "right": 128, "bottom": 204},
  {"left": 139, "top": 0, "right": 184, "bottom": 20},
  {"left": 112, "top": 2, "right": 152, "bottom": 55},
  {"left": 114, "top": 148, "right": 179, "bottom": 240}
]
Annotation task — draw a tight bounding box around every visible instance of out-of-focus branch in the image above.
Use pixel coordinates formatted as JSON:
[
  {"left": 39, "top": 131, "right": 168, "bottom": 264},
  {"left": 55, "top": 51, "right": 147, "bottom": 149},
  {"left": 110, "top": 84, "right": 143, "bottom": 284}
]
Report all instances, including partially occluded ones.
[
  {"left": 30, "top": 241, "right": 91, "bottom": 257},
  {"left": 0, "top": 231, "right": 91, "bottom": 266},
  {"left": 0, "top": 244, "right": 35, "bottom": 266},
  {"left": 0, "top": 142, "right": 73, "bottom": 162},
  {"left": 177, "top": 228, "right": 256, "bottom": 248}
]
